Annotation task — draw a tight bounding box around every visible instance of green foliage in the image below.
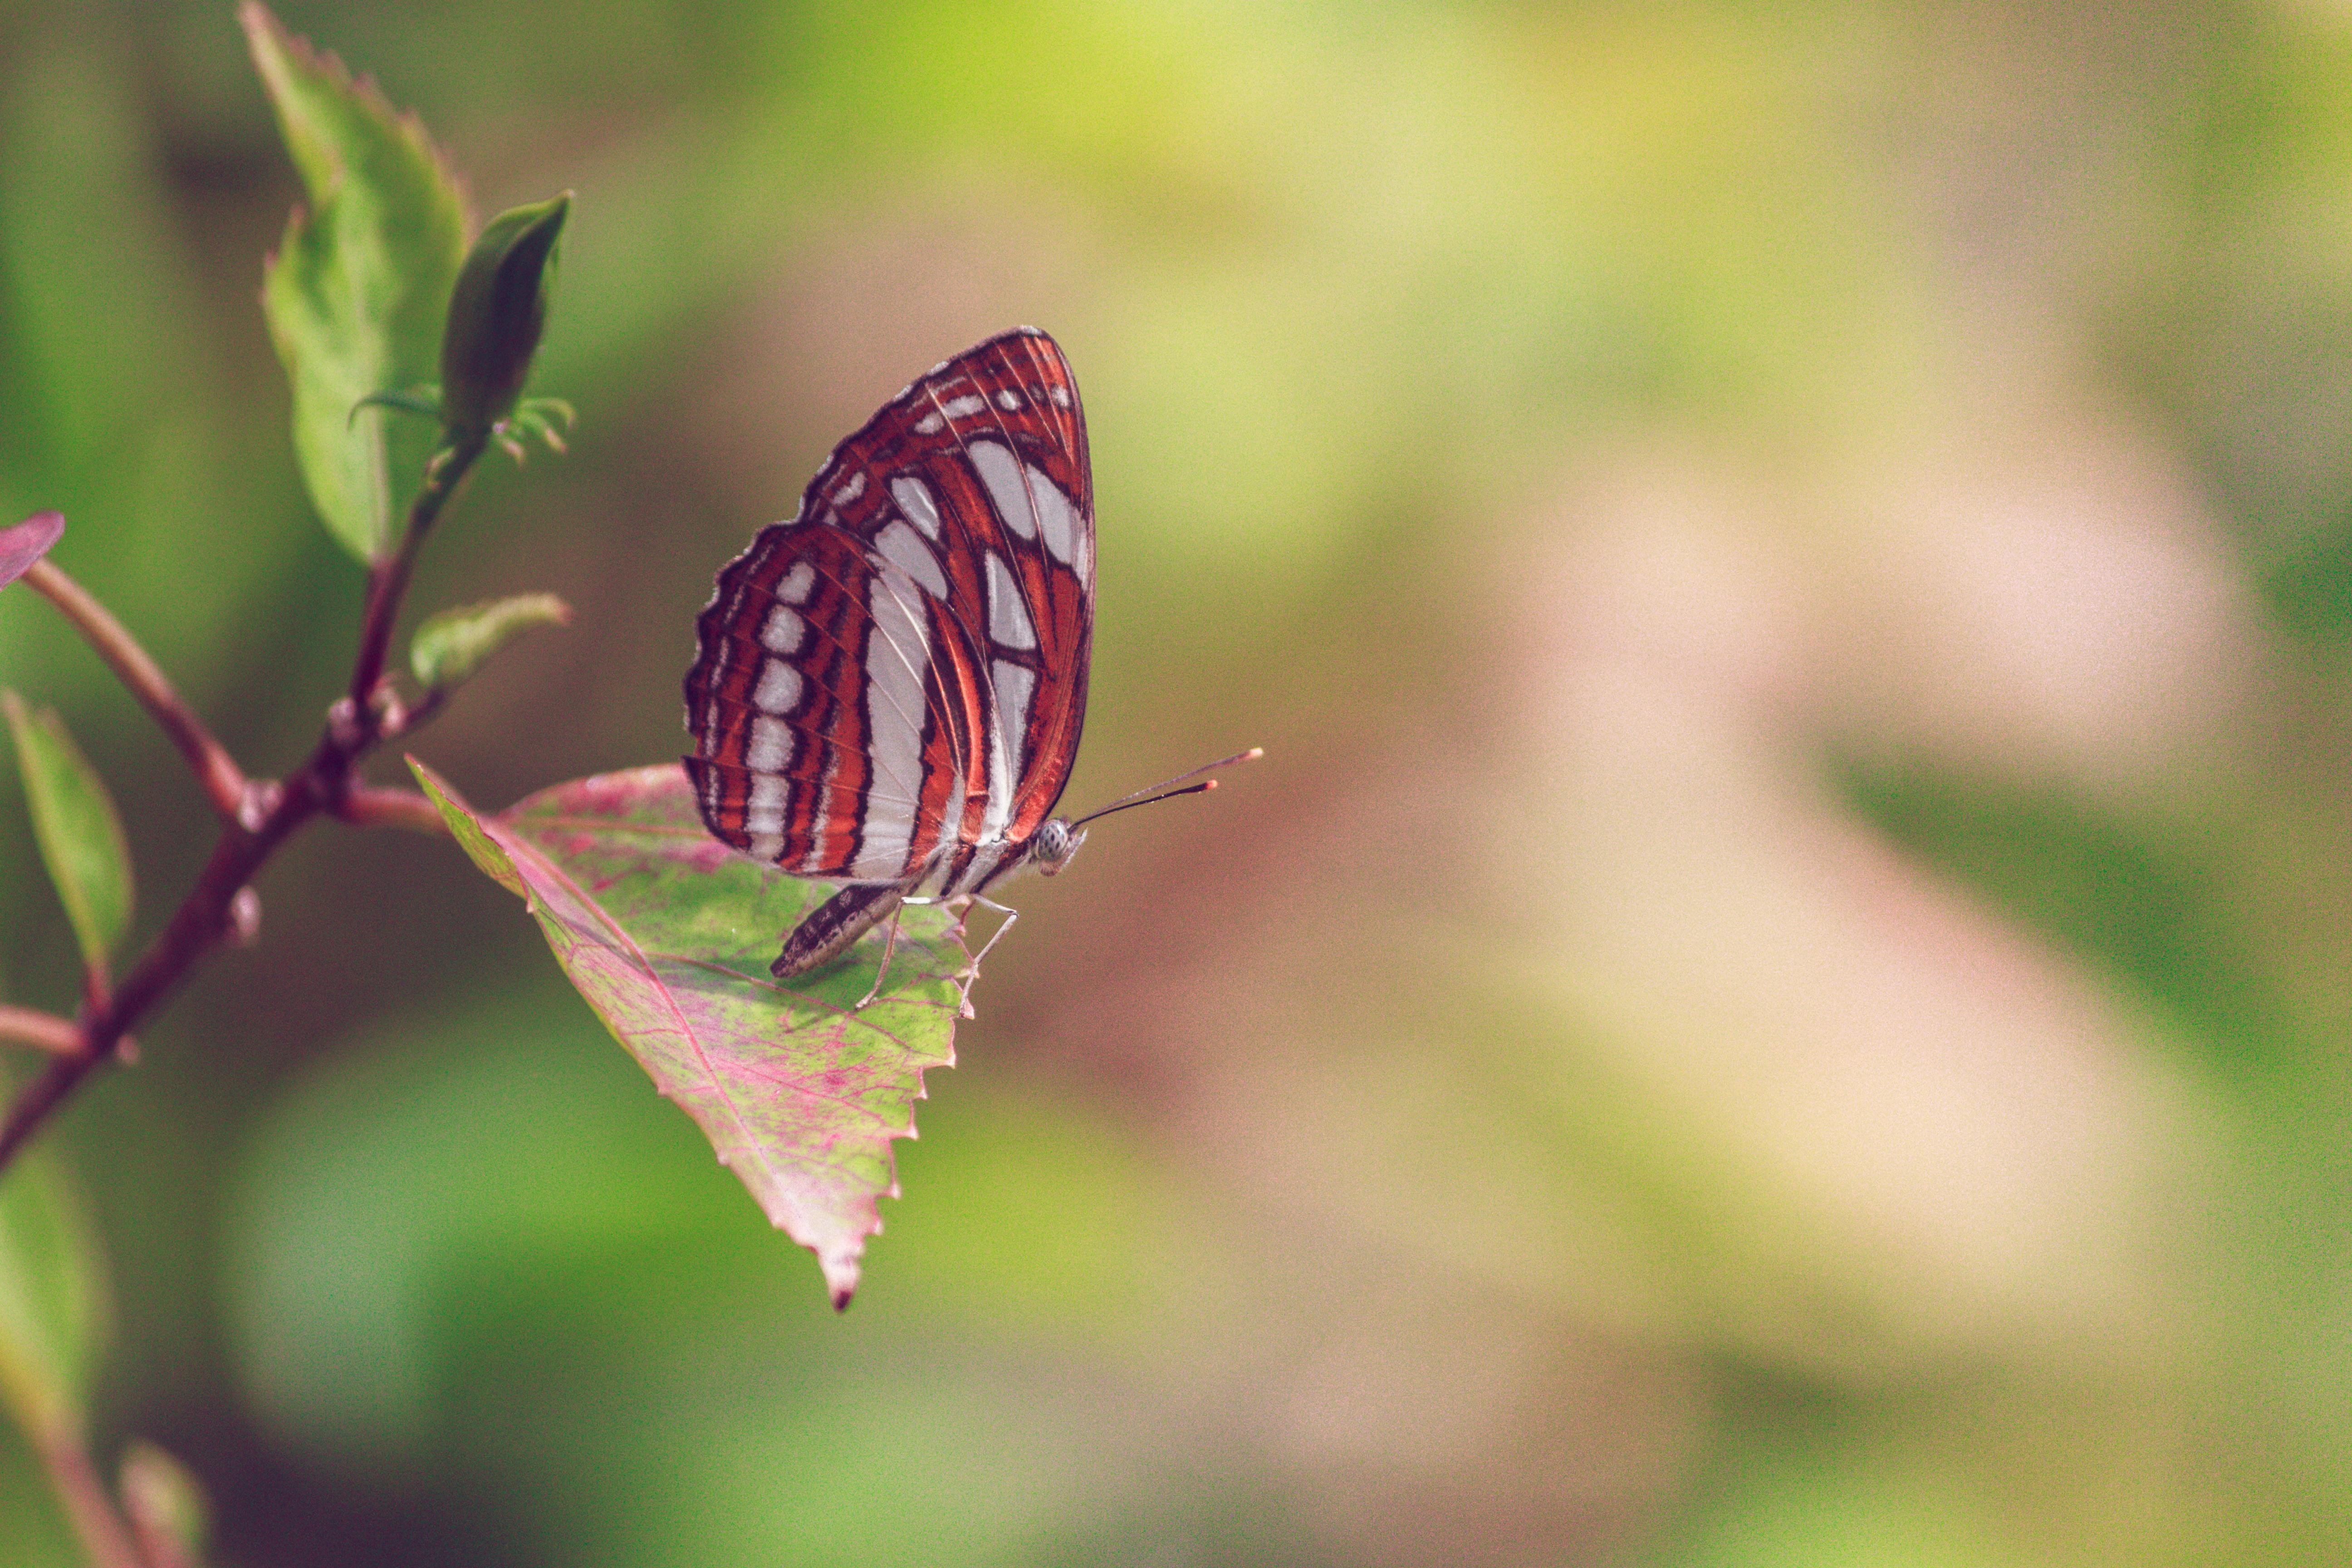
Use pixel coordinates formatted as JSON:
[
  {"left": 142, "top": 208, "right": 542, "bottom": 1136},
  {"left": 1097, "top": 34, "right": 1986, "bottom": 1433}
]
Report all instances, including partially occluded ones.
[
  {"left": 2, "top": 691, "right": 132, "bottom": 975},
  {"left": 441, "top": 194, "right": 571, "bottom": 440},
  {"left": 409, "top": 592, "right": 571, "bottom": 691},
  {"left": 243, "top": 0, "right": 468, "bottom": 564},
  {"left": 411, "top": 760, "right": 964, "bottom": 1308},
  {"left": 0, "top": 1149, "right": 107, "bottom": 1442}
]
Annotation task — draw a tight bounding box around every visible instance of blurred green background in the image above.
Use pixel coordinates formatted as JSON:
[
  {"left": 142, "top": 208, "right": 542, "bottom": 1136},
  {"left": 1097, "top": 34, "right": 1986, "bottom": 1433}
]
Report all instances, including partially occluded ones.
[{"left": 3, "top": 1, "right": 2351, "bottom": 1563}]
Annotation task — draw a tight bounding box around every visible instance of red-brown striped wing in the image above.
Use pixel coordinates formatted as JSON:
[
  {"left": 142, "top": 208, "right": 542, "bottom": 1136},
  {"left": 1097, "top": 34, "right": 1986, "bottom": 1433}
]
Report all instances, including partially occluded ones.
[{"left": 683, "top": 327, "right": 1093, "bottom": 882}]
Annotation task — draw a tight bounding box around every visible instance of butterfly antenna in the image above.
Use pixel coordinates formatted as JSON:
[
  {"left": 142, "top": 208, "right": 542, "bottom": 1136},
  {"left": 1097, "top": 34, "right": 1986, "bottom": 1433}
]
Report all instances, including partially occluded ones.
[{"left": 1073, "top": 747, "right": 1262, "bottom": 828}]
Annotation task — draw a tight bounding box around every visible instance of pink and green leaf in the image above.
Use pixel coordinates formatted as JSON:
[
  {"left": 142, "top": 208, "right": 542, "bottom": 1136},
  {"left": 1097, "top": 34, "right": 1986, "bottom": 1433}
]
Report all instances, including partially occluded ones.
[
  {"left": 0, "top": 513, "right": 64, "bottom": 593},
  {"left": 409, "top": 759, "right": 965, "bottom": 1307}
]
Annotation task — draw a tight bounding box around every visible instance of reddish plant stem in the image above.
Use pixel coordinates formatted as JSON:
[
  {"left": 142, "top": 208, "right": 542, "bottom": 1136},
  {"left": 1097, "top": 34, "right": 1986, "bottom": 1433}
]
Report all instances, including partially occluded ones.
[
  {"left": 21, "top": 559, "right": 250, "bottom": 826},
  {"left": 336, "top": 784, "right": 449, "bottom": 834},
  {"left": 0, "top": 1005, "right": 79, "bottom": 1055},
  {"left": 28, "top": 1414, "right": 145, "bottom": 1568},
  {"left": 346, "top": 433, "right": 480, "bottom": 713},
  {"left": 0, "top": 438, "right": 482, "bottom": 1177}
]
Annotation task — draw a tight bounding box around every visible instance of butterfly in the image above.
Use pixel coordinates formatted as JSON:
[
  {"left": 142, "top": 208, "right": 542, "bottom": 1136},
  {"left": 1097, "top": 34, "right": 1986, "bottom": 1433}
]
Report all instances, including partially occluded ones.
[{"left": 684, "top": 327, "right": 1254, "bottom": 1000}]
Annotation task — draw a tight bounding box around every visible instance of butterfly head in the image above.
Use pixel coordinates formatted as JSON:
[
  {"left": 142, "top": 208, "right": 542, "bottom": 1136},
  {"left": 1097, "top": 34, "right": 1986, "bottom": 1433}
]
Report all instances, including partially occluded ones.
[{"left": 1030, "top": 817, "right": 1087, "bottom": 877}]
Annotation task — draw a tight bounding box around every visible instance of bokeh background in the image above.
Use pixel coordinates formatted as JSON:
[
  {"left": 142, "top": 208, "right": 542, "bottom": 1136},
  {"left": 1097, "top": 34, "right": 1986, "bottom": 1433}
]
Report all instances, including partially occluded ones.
[{"left": 3, "top": 1, "right": 2350, "bottom": 1563}]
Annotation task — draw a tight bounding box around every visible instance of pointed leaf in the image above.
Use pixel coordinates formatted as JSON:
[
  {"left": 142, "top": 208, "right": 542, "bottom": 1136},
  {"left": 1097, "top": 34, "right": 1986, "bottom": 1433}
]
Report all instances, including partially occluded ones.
[
  {"left": 0, "top": 1147, "right": 109, "bottom": 1441},
  {"left": 0, "top": 512, "right": 64, "bottom": 592},
  {"left": 4, "top": 691, "right": 133, "bottom": 972},
  {"left": 409, "top": 759, "right": 965, "bottom": 1306},
  {"left": 441, "top": 193, "right": 569, "bottom": 439},
  {"left": 409, "top": 592, "right": 570, "bottom": 691},
  {"left": 121, "top": 1440, "right": 212, "bottom": 1568},
  {"left": 243, "top": 1, "right": 469, "bottom": 563}
]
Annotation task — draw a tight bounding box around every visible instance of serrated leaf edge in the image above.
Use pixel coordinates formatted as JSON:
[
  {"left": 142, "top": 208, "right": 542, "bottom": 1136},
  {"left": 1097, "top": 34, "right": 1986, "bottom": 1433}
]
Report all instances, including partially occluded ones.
[
  {"left": 240, "top": 1, "right": 473, "bottom": 223},
  {"left": 413, "top": 759, "right": 963, "bottom": 1306}
]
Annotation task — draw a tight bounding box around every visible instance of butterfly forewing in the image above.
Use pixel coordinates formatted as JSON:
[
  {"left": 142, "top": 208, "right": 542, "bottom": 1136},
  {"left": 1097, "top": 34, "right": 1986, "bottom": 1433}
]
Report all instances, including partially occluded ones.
[{"left": 685, "top": 328, "right": 1094, "bottom": 896}]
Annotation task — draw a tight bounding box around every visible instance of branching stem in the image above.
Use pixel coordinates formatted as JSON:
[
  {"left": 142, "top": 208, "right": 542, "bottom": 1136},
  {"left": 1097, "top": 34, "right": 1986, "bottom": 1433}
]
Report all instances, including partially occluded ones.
[
  {"left": 21, "top": 560, "right": 250, "bottom": 825},
  {"left": 0, "top": 438, "right": 485, "bottom": 1177}
]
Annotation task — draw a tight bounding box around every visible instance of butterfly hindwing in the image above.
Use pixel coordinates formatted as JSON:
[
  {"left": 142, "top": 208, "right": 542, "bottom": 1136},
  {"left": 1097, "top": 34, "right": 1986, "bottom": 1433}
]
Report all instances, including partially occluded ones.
[{"left": 685, "top": 327, "right": 1095, "bottom": 897}]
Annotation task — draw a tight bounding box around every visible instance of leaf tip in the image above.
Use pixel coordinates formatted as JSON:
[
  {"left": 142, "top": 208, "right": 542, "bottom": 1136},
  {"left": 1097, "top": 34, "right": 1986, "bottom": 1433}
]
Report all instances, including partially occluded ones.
[{"left": 821, "top": 1248, "right": 863, "bottom": 1310}]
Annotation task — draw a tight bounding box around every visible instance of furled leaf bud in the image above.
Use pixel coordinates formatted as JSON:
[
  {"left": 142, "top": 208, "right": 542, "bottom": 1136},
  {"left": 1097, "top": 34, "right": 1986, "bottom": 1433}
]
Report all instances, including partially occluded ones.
[{"left": 439, "top": 193, "right": 569, "bottom": 440}]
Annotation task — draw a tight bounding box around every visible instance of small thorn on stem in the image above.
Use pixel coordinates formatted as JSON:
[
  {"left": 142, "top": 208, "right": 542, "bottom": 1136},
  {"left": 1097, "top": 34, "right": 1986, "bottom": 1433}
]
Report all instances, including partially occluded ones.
[
  {"left": 228, "top": 887, "right": 262, "bottom": 948},
  {"left": 326, "top": 696, "right": 364, "bottom": 750},
  {"left": 237, "top": 779, "right": 281, "bottom": 834},
  {"left": 371, "top": 684, "right": 407, "bottom": 735}
]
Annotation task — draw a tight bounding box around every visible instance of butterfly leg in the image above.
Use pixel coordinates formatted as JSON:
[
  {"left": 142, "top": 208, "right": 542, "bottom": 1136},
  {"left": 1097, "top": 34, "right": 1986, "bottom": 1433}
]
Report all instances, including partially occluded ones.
[
  {"left": 954, "top": 895, "right": 1020, "bottom": 980},
  {"left": 852, "top": 900, "right": 910, "bottom": 1011}
]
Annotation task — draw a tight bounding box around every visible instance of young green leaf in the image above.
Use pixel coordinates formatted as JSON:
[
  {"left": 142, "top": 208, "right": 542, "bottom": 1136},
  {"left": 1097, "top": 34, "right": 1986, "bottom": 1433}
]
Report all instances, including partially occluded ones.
[
  {"left": 409, "top": 759, "right": 965, "bottom": 1308},
  {"left": 410, "top": 593, "right": 571, "bottom": 691},
  {"left": 441, "top": 194, "right": 570, "bottom": 441},
  {"left": 121, "top": 1440, "right": 212, "bottom": 1568},
  {"left": 0, "top": 1146, "right": 109, "bottom": 1445},
  {"left": 0, "top": 512, "right": 64, "bottom": 592},
  {"left": 243, "top": 1, "right": 468, "bottom": 564},
  {"left": 3, "top": 691, "right": 133, "bottom": 975}
]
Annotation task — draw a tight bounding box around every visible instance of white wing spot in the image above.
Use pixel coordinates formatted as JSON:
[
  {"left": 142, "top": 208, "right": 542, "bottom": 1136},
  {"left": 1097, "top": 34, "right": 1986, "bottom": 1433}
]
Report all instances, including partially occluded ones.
[
  {"left": 876, "top": 521, "right": 948, "bottom": 598},
  {"left": 891, "top": 475, "right": 942, "bottom": 540},
  {"left": 754, "top": 659, "right": 803, "bottom": 715},
  {"left": 760, "top": 604, "right": 805, "bottom": 655},
  {"left": 745, "top": 772, "right": 787, "bottom": 835},
  {"left": 833, "top": 470, "right": 867, "bottom": 503},
  {"left": 969, "top": 441, "right": 1036, "bottom": 539},
  {"left": 1049, "top": 386, "right": 1073, "bottom": 408},
  {"left": 943, "top": 393, "right": 986, "bottom": 419},
  {"left": 996, "top": 388, "right": 1022, "bottom": 410},
  {"left": 914, "top": 411, "right": 945, "bottom": 435},
  {"left": 1026, "top": 461, "right": 1079, "bottom": 566},
  {"left": 988, "top": 657, "right": 1037, "bottom": 838},
  {"left": 985, "top": 551, "right": 1037, "bottom": 651},
  {"left": 746, "top": 715, "right": 794, "bottom": 773},
  {"left": 859, "top": 575, "right": 931, "bottom": 875},
  {"left": 748, "top": 832, "right": 784, "bottom": 862},
  {"left": 777, "top": 561, "right": 817, "bottom": 605}
]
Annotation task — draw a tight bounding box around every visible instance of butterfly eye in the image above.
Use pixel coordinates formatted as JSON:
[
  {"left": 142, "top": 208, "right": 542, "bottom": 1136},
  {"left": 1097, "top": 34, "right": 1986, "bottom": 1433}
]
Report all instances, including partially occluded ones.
[{"left": 1034, "top": 819, "right": 1084, "bottom": 876}]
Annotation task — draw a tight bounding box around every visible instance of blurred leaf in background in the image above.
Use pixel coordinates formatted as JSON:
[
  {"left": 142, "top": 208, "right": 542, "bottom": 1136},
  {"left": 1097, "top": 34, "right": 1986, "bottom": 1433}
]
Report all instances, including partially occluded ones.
[{"left": 5, "top": 691, "right": 134, "bottom": 978}]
